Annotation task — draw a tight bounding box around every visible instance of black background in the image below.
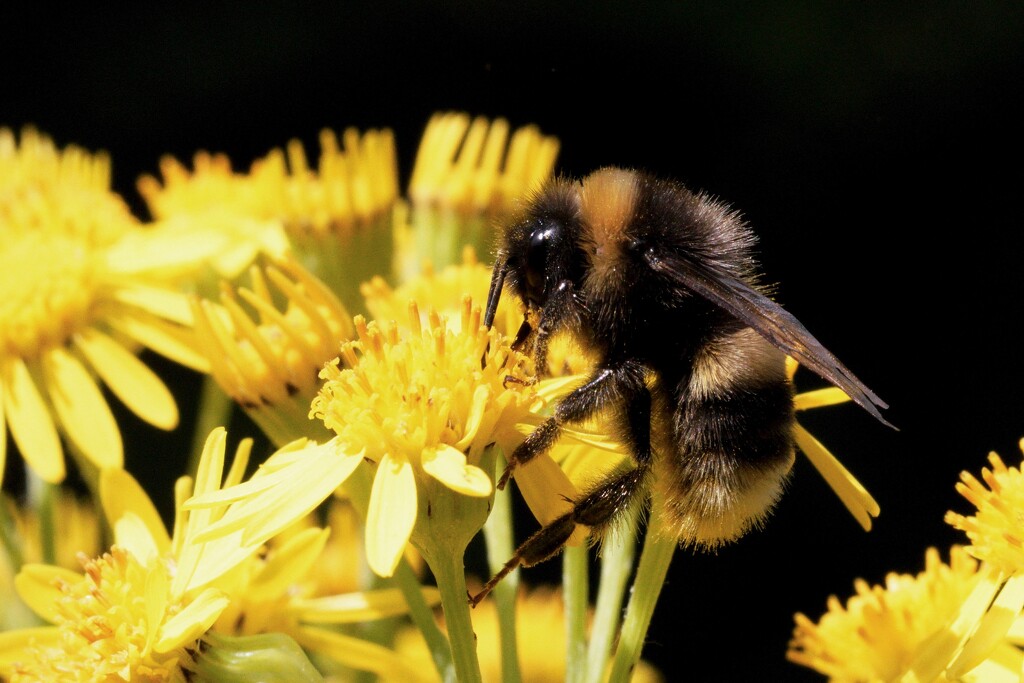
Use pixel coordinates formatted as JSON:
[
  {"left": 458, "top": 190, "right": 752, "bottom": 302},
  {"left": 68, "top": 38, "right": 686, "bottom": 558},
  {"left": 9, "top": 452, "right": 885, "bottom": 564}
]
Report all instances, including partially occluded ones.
[{"left": 4, "top": 3, "right": 1023, "bottom": 681}]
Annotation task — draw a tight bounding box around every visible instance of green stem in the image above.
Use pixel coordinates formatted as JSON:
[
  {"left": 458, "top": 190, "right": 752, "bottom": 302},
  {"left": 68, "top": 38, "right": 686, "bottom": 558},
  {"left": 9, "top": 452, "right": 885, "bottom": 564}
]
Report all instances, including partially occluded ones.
[
  {"left": 393, "top": 559, "right": 455, "bottom": 682},
  {"left": 563, "top": 543, "right": 590, "bottom": 683},
  {"left": 430, "top": 549, "right": 483, "bottom": 683},
  {"left": 607, "top": 523, "right": 675, "bottom": 683},
  {"left": 343, "top": 467, "right": 454, "bottom": 682},
  {"left": 188, "top": 376, "right": 234, "bottom": 478},
  {"left": 26, "top": 472, "right": 56, "bottom": 566},
  {"left": 0, "top": 494, "right": 24, "bottom": 570},
  {"left": 585, "top": 524, "right": 636, "bottom": 683},
  {"left": 482, "top": 469, "right": 521, "bottom": 683}
]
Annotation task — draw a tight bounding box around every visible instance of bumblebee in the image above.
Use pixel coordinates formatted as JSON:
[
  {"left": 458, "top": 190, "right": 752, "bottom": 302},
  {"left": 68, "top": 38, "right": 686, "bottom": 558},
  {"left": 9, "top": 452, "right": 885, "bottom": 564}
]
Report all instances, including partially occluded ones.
[{"left": 471, "top": 167, "right": 891, "bottom": 605}]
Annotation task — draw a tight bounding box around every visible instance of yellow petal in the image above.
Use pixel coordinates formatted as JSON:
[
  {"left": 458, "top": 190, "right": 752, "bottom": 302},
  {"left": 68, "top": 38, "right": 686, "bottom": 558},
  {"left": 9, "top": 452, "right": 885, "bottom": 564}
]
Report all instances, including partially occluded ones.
[
  {"left": 793, "top": 422, "right": 879, "bottom": 531},
  {"left": 112, "top": 284, "right": 194, "bottom": 325},
  {"left": 366, "top": 453, "right": 417, "bottom": 577},
  {"left": 192, "top": 444, "right": 363, "bottom": 549},
  {"left": 785, "top": 355, "right": 799, "bottom": 380},
  {"left": 794, "top": 386, "right": 851, "bottom": 411},
  {"left": 0, "top": 627, "right": 60, "bottom": 673},
  {"left": 453, "top": 385, "right": 490, "bottom": 451},
  {"left": 145, "top": 559, "right": 171, "bottom": 652},
  {"left": 554, "top": 442, "right": 630, "bottom": 487},
  {"left": 292, "top": 587, "right": 441, "bottom": 623},
  {"left": 75, "top": 328, "right": 178, "bottom": 429},
  {"left": 248, "top": 527, "right": 329, "bottom": 601},
  {"left": 534, "top": 374, "right": 587, "bottom": 402},
  {"left": 904, "top": 565, "right": 1004, "bottom": 683},
  {"left": 0, "top": 376, "right": 6, "bottom": 487},
  {"left": 514, "top": 453, "right": 578, "bottom": 526},
  {"left": 177, "top": 529, "right": 263, "bottom": 596},
  {"left": 3, "top": 358, "right": 64, "bottom": 483},
  {"left": 422, "top": 444, "right": 492, "bottom": 496},
  {"left": 42, "top": 346, "right": 121, "bottom": 469},
  {"left": 105, "top": 222, "right": 230, "bottom": 274},
  {"left": 108, "top": 312, "right": 210, "bottom": 372},
  {"left": 963, "top": 642, "right": 1024, "bottom": 681},
  {"left": 100, "top": 467, "right": 171, "bottom": 555},
  {"left": 155, "top": 588, "right": 230, "bottom": 653},
  {"left": 294, "top": 625, "right": 426, "bottom": 680},
  {"left": 185, "top": 438, "right": 320, "bottom": 508},
  {"left": 113, "top": 513, "right": 162, "bottom": 566},
  {"left": 948, "top": 573, "right": 1024, "bottom": 678},
  {"left": 510, "top": 453, "right": 589, "bottom": 547},
  {"left": 14, "top": 564, "right": 83, "bottom": 623},
  {"left": 557, "top": 426, "right": 624, "bottom": 453}
]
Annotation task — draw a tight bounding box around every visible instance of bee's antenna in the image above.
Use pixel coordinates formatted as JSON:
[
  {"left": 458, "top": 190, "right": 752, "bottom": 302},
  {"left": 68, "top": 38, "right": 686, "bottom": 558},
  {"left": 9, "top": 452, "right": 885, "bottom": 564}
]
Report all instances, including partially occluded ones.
[
  {"left": 481, "top": 258, "right": 508, "bottom": 369},
  {"left": 483, "top": 256, "right": 507, "bottom": 330}
]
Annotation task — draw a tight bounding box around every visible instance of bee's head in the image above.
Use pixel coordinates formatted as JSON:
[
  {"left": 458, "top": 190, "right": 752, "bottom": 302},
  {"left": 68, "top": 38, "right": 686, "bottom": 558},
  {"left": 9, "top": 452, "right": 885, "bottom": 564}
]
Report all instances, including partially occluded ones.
[{"left": 484, "top": 180, "right": 583, "bottom": 330}]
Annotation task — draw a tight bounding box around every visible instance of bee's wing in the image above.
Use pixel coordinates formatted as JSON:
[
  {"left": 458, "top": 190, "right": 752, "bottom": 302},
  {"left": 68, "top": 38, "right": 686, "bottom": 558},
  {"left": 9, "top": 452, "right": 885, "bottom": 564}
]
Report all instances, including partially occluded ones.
[{"left": 646, "top": 252, "right": 894, "bottom": 429}]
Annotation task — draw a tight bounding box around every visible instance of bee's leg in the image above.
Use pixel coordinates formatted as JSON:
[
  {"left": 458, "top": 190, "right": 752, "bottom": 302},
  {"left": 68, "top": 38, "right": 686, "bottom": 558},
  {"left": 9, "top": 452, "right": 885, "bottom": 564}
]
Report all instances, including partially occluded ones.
[
  {"left": 472, "top": 377, "right": 653, "bottom": 606},
  {"left": 497, "top": 359, "right": 644, "bottom": 489}
]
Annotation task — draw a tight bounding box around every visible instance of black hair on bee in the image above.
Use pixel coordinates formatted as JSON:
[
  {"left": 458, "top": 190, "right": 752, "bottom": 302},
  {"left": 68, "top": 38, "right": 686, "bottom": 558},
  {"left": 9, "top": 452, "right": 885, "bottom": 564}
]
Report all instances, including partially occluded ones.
[{"left": 470, "top": 167, "right": 892, "bottom": 606}]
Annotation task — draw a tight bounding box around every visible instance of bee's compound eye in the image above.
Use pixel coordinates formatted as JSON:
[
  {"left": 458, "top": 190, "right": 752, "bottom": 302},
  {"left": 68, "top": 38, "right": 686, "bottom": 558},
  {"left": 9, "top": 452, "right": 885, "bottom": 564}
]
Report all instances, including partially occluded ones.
[{"left": 525, "top": 221, "right": 560, "bottom": 301}]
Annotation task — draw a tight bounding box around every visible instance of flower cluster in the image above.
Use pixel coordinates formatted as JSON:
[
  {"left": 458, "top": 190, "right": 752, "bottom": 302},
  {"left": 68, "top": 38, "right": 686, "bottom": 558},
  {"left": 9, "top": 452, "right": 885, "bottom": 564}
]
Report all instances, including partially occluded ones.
[
  {"left": 0, "top": 113, "right": 890, "bottom": 682},
  {"left": 789, "top": 440, "right": 1024, "bottom": 681}
]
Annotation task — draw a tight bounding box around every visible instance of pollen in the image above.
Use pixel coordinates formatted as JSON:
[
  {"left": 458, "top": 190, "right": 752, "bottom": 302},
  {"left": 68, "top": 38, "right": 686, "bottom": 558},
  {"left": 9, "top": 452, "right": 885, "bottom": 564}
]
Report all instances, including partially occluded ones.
[{"left": 311, "top": 296, "right": 538, "bottom": 468}]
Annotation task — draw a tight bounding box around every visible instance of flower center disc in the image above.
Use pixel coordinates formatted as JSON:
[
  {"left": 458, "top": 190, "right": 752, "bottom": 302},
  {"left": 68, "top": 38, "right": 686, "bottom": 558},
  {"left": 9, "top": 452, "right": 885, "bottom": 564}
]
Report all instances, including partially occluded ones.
[{"left": 0, "top": 231, "right": 98, "bottom": 358}]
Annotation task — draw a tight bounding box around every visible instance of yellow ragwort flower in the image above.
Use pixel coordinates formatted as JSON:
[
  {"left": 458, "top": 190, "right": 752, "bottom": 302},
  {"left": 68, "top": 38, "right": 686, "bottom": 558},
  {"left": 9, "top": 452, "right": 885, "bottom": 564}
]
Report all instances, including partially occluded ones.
[
  {"left": 946, "top": 441, "right": 1024, "bottom": 576},
  {"left": 138, "top": 127, "right": 399, "bottom": 314},
  {"left": 408, "top": 112, "right": 559, "bottom": 215},
  {"left": 312, "top": 300, "right": 543, "bottom": 576},
  {"left": 190, "top": 256, "right": 353, "bottom": 446},
  {"left": 0, "top": 429, "right": 262, "bottom": 681},
  {"left": 0, "top": 127, "right": 209, "bottom": 484},
  {"left": 187, "top": 297, "right": 580, "bottom": 579},
  {"left": 787, "top": 546, "right": 1009, "bottom": 682},
  {"left": 138, "top": 127, "right": 398, "bottom": 235},
  {"left": 394, "top": 112, "right": 559, "bottom": 281}
]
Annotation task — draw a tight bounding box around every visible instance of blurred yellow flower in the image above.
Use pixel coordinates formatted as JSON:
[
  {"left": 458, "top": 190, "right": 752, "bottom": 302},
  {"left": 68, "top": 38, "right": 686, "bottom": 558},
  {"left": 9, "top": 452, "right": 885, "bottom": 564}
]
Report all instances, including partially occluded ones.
[
  {"left": 138, "top": 127, "right": 400, "bottom": 314},
  {"left": 395, "top": 586, "right": 663, "bottom": 683},
  {"left": 0, "top": 127, "right": 210, "bottom": 484},
  {"left": 408, "top": 112, "right": 558, "bottom": 215},
  {"left": 394, "top": 112, "right": 559, "bottom": 281},
  {"left": 787, "top": 546, "right": 1020, "bottom": 682},
  {"left": 0, "top": 491, "right": 100, "bottom": 631},
  {"left": 139, "top": 128, "right": 398, "bottom": 237}
]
